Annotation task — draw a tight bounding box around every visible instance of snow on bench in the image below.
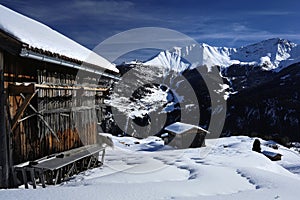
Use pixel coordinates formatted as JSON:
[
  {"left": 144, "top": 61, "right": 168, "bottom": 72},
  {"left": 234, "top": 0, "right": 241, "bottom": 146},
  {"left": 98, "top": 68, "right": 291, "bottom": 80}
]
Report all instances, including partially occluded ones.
[{"left": 14, "top": 144, "right": 105, "bottom": 189}]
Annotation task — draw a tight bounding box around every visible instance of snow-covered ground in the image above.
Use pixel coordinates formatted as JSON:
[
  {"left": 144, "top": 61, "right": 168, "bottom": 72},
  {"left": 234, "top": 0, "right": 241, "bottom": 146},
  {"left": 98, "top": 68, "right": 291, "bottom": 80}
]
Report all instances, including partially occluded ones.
[{"left": 1, "top": 136, "right": 300, "bottom": 200}]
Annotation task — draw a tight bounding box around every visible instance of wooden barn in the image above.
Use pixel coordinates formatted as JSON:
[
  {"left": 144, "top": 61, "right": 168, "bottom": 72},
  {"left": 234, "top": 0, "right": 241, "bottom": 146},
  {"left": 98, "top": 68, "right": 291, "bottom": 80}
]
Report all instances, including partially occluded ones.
[
  {"left": 163, "top": 122, "right": 208, "bottom": 149},
  {"left": 0, "top": 5, "right": 119, "bottom": 188}
]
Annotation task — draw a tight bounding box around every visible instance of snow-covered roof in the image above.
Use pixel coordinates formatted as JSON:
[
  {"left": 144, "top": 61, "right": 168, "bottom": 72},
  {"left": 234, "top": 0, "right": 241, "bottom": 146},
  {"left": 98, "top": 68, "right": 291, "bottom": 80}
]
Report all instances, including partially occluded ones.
[
  {"left": 262, "top": 151, "right": 282, "bottom": 158},
  {"left": 164, "top": 122, "right": 208, "bottom": 135},
  {"left": 0, "top": 5, "right": 119, "bottom": 73}
]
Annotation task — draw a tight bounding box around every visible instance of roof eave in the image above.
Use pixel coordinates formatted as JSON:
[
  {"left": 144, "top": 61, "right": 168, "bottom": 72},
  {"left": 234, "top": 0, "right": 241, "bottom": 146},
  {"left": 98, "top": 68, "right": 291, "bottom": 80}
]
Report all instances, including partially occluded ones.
[{"left": 20, "top": 48, "right": 120, "bottom": 80}]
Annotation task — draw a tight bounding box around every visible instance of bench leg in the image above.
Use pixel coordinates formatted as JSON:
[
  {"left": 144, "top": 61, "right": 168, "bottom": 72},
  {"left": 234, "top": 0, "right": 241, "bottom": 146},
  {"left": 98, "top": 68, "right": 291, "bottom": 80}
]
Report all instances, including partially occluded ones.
[
  {"left": 21, "top": 168, "right": 29, "bottom": 189},
  {"left": 54, "top": 169, "right": 60, "bottom": 185},
  {"left": 29, "top": 168, "right": 37, "bottom": 189},
  {"left": 46, "top": 170, "right": 54, "bottom": 185},
  {"left": 12, "top": 167, "right": 18, "bottom": 188},
  {"left": 66, "top": 163, "right": 75, "bottom": 178},
  {"left": 37, "top": 169, "right": 46, "bottom": 188},
  {"left": 81, "top": 159, "right": 85, "bottom": 170},
  {"left": 54, "top": 169, "right": 61, "bottom": 185},
  {"left": 74, "top": 162, "right": 78, "bottom": 174},
  {"left": 101, "top": 149, "right": 106, "bottom": 165},
  {"left": 87, "top": 156, "right": 93, "bottom": 169}
]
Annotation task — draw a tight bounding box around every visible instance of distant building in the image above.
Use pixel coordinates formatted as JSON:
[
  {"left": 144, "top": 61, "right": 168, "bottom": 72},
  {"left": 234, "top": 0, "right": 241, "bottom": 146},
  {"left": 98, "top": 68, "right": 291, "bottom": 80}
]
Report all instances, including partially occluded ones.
[
  {"left": 262, "top": 151, "right": 282, "bottom": 161},
  {"left": 163, "top": 122, "right": 208, "bottom": 149}
]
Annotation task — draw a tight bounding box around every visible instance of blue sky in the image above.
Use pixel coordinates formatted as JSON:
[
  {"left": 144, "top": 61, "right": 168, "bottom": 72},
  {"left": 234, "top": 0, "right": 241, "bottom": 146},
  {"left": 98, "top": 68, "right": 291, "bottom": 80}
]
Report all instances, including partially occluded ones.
[{"left": 1, "top": 0, "right": 300, "bottom": 61}]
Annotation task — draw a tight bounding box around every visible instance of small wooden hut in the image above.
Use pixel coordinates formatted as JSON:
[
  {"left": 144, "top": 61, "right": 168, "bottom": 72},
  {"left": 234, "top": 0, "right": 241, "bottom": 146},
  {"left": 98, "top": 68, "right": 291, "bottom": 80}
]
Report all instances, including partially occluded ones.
[
  {"left": 0, "top": 5, "right": 119, "bottom": 188},
  {"left": 262, "top": 151, "right": 282, "bottom": 161},
  {"left": 163, "top": 122, "right": 208, "bottom": 149}
]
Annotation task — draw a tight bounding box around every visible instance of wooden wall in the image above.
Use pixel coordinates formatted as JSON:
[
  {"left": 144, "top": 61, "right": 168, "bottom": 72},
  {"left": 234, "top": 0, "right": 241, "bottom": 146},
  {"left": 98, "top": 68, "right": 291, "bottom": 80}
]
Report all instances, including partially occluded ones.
[{"left": 4, "top": 52, "right": 109, "bottom": 164}]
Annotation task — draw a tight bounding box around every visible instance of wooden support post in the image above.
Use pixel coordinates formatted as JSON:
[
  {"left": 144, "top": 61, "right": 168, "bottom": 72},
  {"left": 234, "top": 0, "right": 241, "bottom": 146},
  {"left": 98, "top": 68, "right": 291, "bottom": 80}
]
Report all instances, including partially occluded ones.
[
  {"left": 11, "top": 90, "right": 37, "bottom": 131},
  {"left": 0, "top": 50, "right": 9, "bottom": 188}
]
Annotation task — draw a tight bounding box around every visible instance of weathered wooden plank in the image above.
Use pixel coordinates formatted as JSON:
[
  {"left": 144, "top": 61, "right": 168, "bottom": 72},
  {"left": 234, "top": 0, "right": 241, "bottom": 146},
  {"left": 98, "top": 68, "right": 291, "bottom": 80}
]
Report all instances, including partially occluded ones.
[
  {"left": 17, "top": 113, "right": 36, "bottom": 123},
  {"left": 35, "top": 83, "right": 108, "bottom": 92},
  {"left": 8, "top": 83, "right": 35, "bottom": 95},
  {"left": 32, "top": 145, "right": 104, "bottom": 171}
]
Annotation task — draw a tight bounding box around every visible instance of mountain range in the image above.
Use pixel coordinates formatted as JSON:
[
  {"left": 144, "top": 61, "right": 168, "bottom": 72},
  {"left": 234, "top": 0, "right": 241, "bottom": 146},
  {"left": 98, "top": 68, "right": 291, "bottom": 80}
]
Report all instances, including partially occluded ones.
[
  {"left": 144, "top": 38, "right": 300, "bottom": 73},
  {"left": 105, "top": 38, "right": 300, "bottom": 145}
]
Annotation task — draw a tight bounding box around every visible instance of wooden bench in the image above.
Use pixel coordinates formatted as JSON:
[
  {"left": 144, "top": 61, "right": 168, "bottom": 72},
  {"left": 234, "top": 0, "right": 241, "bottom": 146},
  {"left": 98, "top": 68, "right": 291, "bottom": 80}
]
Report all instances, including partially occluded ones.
[{"left": 14, "top": 144, "right": 105, "bottom": 189}]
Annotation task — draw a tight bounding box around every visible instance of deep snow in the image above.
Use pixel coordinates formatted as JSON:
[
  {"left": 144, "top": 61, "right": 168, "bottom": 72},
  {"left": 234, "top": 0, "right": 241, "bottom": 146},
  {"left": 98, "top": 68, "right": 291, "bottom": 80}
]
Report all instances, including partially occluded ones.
[{"left": 1, "top": 136, "right": 300, "bottom": 200}]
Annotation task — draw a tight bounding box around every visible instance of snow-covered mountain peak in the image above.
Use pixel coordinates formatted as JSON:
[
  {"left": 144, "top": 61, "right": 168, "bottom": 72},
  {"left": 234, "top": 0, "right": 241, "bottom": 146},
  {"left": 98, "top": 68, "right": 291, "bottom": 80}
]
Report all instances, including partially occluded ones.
[
  {"left": 171, "top": 44, "right": 197, "bottom": 57},
  {"left": 142, "top": 38, "right": 300, "bottom": 73},
  {"left": 143, "top": 50, "right": 191, "bottom": 73},
  {"left": 200, "top": 44, "right": 237, "bottom": 70},
  {"left": 230, "top": 38, "right": 298, "bottom": 70},
  {"left": 235, "top": 38, "right": 296, "bottom": 53}
]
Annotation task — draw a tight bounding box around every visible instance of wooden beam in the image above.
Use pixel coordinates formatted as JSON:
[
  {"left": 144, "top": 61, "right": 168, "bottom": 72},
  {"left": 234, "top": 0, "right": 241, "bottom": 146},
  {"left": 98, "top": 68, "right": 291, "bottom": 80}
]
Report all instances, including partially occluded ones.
[
  {"left": 19, "top": 93, "right": 59, "bottom": 141},
  {"left": 0, "top": 50, "right": 9, "bottom": 188},
  {"left": 35, "top": 83, "right": 108, "bottom": 92},
  {"left": 10, "top": 82, "right": 109, "bottom": 92},
  {"left": 8, "top": 83, "right": 35, "bottom": 95},
  {"left": 41, "top": 106, "right": 95, "bottom": 115},
  {"left": 17, "top": 113, "right": 36, "bottom": 123},
  {"left": 11, "top": 90, "right": 37, "bottom": 131}
]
